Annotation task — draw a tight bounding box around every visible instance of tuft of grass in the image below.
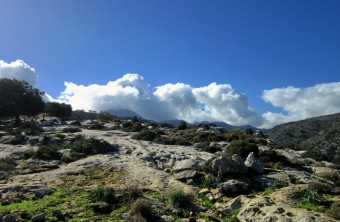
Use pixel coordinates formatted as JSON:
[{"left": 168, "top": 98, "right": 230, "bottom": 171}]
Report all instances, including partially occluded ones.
[
  {"left": 296, "top": 189, "right": 326, "bottom": 213},
  {"left": 168, "top": 190, "right": 192, "bottom": 208}
]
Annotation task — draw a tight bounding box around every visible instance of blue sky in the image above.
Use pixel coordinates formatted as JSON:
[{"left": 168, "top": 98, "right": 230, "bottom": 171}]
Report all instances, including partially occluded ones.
[{"left": 0, "top": 0, "right": 339, "bottom": 128}]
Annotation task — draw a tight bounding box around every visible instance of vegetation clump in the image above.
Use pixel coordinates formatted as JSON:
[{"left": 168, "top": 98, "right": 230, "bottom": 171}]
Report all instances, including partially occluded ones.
[
  {"left": 89, "top": 186, "right": 116, "bottom": 204},
  {"left": 225, "top": 140, "right": 259, "bottom": 159},
  {"left": 131, "top": 130, "right": 158, "bottom": 141},
  {"left": 168, "top": 190, "right": 192, "bottom": 208}
]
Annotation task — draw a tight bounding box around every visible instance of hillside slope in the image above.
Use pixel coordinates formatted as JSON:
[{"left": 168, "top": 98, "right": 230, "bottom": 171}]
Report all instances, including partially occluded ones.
[{"left": 268, "top": 113, "right": 340, "bottom": 163}]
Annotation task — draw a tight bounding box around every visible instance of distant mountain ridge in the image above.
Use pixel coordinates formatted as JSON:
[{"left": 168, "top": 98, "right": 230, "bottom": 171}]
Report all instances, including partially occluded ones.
[{"left": 268, "top": 112, "right": 340, "bottom": 164}]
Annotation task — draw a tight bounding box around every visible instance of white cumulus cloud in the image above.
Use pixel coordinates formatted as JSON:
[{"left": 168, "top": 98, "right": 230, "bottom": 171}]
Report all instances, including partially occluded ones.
[
  {"left": 261, "top": 82, "right": 340, "bottom": 128},
  {"left": 2, "top": 59, "right": 339, "bottom": 129},
  {"left": 0, "top": 60, "right": 37, "bottom": 86},
  {"left": 58, "top": 74, "right": 263, "bottom": 126}
]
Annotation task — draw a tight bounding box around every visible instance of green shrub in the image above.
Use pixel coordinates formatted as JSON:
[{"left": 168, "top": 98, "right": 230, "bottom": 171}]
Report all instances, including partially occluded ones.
[
  {"left": 226, "top": 129, "right": 243, "bottom": 141},
  {"left": 33, "top": 146, "right": 61, "bottom": 160},
  {"left": 201, "top": 174, "right": 218, "bottom": 189},
  {"left": 20, "top": 150, "right": 35, "bottom": 159},
  {"left": 68, "top": 136, "right": 116, "bottom": 155},
  {"left": 168, "top": 190, "right": 192, "bottom": 208},
  {"left": 130, "top": 122, "right": 143, "bottom": 132},
  {"left": 131, "top": 130, "right": 158, "bottom": 141},
  {"left": 88, "top": 186, "right": 116, "bottom": 204},
  {"left": 62, "top": 127, "right": 81, "bottom": 133},
  {"left": 256, "top": 138, "right": 268, "bottom": 145},
  {"left": 178, "top": 121, "right": 187, "bottom": 130},
  {"left": 225, "top": 140, "right": 259, "bottom": 159}
]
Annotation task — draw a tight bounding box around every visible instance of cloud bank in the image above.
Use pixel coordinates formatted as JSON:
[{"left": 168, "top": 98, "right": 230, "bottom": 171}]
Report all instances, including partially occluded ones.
[
  {"left": 58, "top": 74, "right": 264, "bottom": 127},
  {"left": 0, "top": 60, "right": 37, "bottom": 86},
  {"left": 1, "top": 60, "right": 340, "bottom": 128},
  {"left": 261, "top": 82, "right": 340, "bottom": 127}
]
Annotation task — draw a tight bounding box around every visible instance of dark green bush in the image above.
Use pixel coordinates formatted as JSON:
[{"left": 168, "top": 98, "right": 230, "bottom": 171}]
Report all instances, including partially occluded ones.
[
  {"left": 225, "top": 140, "right": 259, "bottom": 159},
  {"left": 168, "top": 190, "right": 192, "bottom": 208},
  {"left": 131, "top": 130, "right": 158, "bottom": 141},
  {"left": 89, "top": 186, "right": 116, "bottom": 204},
  {"left": 130, "top": 122, "right": 143, "bottom": 132},
  {"left": 34, "top": 146, "right": 61, "bottom": 160},
  {"left": 20, "top": 150, "right": 35, "bottom": 159},
  {"left": 226, "top": 129, "right": 244, "bottom": 141},
  {"left": 178, "top": 121, "right": 187, "bottom": 130},
  {"left": 258, "top": 149, "right": 289, "bottom": 168},
  {"left": 68, "top": 136, "right": 116, "bottom": 155}
]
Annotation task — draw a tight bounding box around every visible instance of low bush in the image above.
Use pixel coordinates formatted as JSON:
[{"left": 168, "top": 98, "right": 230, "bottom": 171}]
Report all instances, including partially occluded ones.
[
  {"left": 34, "top": 146, "right": 61, "bottom": 160},
  {"left": 168, "top": 190, "right": 192, "bottom": 208},
  {"left": 62, "top": 127, "right": 81, "bottom": 133},
  {"left": 88, "top": 186, "right": 116, "bottom": 204},
  {"left": 67, "top": 136, "right": 117, "bottom": 156},
  {"left": 131, "top": 130, "right": 158, "bottom": 141},
  {"left": 225, "top": 140, "right": 259, "bottom": 159},
  {"left": 19, "top": 150, "right": 35, "bottom": 159}
]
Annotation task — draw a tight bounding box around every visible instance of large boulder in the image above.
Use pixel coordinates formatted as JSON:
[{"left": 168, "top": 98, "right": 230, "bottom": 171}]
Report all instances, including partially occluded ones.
[
  {"left": 244, "top": 152, "right": 264, "bottom": 174},
  {"left": 211, "top": 155, "right": 248, "bottom": 175},
  {"left": 173, "top": 159, "right": 199, "bottom": 172},
  {"left": 218, "top": 179, "right": 249, "bottom": 196}
]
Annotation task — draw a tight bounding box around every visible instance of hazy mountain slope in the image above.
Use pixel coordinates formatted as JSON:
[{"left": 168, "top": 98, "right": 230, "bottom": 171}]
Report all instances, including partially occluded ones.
[{"left": 268, "top": 113, "right": 340, "bottom": 163}]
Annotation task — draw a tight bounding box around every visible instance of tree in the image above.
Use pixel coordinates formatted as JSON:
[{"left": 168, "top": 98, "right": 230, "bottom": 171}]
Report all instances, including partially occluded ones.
[
  {"left": 0, "top": 78, "right": 45, "bottom": 125},
  {"left": 178, "top": 121, "right": 187, "bottom": 130},
  {"left": 45, "top": 102, "right": 72, "bottom": 119}
]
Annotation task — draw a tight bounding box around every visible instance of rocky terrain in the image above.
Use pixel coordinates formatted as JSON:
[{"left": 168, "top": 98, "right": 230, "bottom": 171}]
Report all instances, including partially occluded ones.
[{"left": 0, "top": 115, "right": 339, "bottom": 221}]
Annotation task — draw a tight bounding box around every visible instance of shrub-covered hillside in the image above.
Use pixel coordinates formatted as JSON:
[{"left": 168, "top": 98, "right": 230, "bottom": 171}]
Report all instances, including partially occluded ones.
[{"left": 268, "top": 113, "right": 340, "bottom": 164}]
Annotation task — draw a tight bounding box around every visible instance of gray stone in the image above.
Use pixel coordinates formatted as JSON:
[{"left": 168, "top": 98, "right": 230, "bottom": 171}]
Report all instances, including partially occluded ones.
[
  {"left": 173, "top": 159, "right": 199, "bottom": 172},
  {"left": 245, "top": 152, "right": 264, "bottom": 174},
  {"left": 174, "top": 170, "right": 198, "bottom": 181},
  {"left": 218, "top": 179, "right": 249, "bottom": 196},
  {"left": 31, "top": 212, "right": 46, "bottom": 222},
  {"left": 2, "top": 213, "right": 18, "bottom": 222},
  {"left": 27, "top": 136, "right": 40, "bottom": 145},
  {"left": 211, "top": 155, "right": 248, "bottom": 175}
]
